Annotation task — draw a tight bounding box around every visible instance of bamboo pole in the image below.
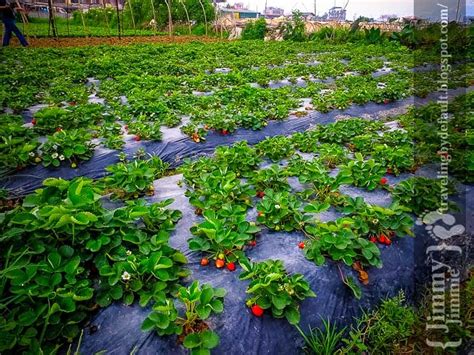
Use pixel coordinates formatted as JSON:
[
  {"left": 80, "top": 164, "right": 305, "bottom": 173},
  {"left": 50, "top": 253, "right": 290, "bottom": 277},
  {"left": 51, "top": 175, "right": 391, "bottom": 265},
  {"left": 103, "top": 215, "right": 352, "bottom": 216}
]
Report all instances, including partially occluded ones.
[
  {"left": 115, "top": 0, "right": 122, "bottom": 39},
  {"left": 179, "top": 0, "right": 191, "bottom": 35},
  {"left": 164, "top": 0, "right": 173, "bottom": 37},
  {"left": 127, "top": 0, "right": 136, "bottom": 33},
  {"left": 79, "top": 1, "right": 87, "bottom": 36},
  {"left": 102, "top": 0, "right": 111, "bottom": 36},
  {"left": 47, "top": 0, "right": 57, "bottom": 38},
  {"left": 198, "top": 0, "right": 207, "bottom": 36},
  {"left": 150, "top": 0, "right": 157, "bottom": 35}
]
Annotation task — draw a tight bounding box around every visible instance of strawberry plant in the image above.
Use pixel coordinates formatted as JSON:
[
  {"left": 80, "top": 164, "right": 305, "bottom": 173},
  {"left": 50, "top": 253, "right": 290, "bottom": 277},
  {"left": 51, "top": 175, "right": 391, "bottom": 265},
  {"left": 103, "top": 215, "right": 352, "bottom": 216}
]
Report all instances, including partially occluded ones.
[
  {"left": 340, "top": 197, "right": 414, "bottom": 239},
  {"left": 0, "top": 126, "right": 40, "bottom": 169},
  {"left": 339, "top": 153, "right": 386, "bottom": 191},
  {"left": 127, "top": 120, "right": 163, "bottom": 141},
  {"left": 391, "top": 177, "right": 456, "bottom": 216},
  {"left": 0, "top": 177, "right": 186, "bottom": 353},
  {"left": 318, "top": 143, "right": 349, "bottom": 168},
  {"left": 188, "top": 205, "right": 260, "bottom": 264},
  {"left": 317, "top": 118, "right": 383, "bottom": 145},
  {"left": 256, "top": 189, "right": 308, "bottom": 232},
  {"left": 184, "top": 166, "right": 254, "bottom": 211},
  {"left": 40, "top": 129, "right": 96, "bottom": 168},
  {"left": 256, "top": 136, "right": 295, "bottom": 162},
  {"left": 289, "top": 157, "right": 352, "bottom": 202},
  {"left": 142, "top": 281, "right": 226, "bottom": 354},
  {"left": 304, "top": 219, "right": 383, "bottom": 268},
  {"left": 291, "top": 130, "right": 320, "bottom": 153},
  {"left": 239, "top": 258, "right": 316, "bottom": 325},
  {"left": 249, "top": 164, "right": 291, "bottom": 193},
  {"left": 215, "top": 142, "right": 262, "bottom": 177},
  {"left": 103, "top": 156, "right": 169, "bottom": 200},
  {"left": 34, "top": 104, "right": 104, "bottom": 134},
  {"left": 372, "top": 144, "right": 415, "bottom": 175},
  {"left": 100, "top": 122, "right": 124, "bottom": 150},
  {"left": 349, "top": 134, "right": 380, "bottom": 155}
]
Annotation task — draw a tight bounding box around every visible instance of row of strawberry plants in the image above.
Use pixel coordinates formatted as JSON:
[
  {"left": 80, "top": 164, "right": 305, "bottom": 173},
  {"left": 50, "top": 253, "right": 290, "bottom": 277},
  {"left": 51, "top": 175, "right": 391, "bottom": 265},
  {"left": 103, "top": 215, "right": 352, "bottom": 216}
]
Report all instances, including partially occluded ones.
[{"left": 179, "top": 113, "right": 463, "bottom": 299}]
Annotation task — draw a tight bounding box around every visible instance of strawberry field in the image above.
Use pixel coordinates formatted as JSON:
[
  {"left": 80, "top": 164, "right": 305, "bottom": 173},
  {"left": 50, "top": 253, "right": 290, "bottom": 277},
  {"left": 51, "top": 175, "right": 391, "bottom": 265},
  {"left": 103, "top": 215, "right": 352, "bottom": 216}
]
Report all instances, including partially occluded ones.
[{"left": 0, "top": 38, "right": 473, "bottom": 354}]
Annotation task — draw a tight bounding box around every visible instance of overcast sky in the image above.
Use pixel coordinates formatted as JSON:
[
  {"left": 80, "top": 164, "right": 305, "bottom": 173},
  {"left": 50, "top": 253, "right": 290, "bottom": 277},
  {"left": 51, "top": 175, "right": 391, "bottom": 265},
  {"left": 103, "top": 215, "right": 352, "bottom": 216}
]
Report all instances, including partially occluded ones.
[{"left": 224, "top": 0, "right": 473, "bottom": 19}]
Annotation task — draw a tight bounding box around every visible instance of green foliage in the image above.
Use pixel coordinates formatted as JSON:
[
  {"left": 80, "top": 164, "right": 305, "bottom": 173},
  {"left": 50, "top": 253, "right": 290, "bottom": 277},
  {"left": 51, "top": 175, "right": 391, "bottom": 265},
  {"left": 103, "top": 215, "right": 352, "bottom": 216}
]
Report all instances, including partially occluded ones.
[
  {"left": 0, "top": 178, "right": 186, "bottom": 353},
  {"left": 34, "top": 105, "right": 104, "bottom": 134},
  {"left": 0, "top": 120, "right": 39, "bottom": 170},
  {"left": 304, "top": 219, "right": 382, "bottom": 268},
  {"left": 239, "top": 258, "right": 315, "bottom": 324},
  {"left": 256, "top": 189, "right": 309, "bottom": 232},
  {"left": 339, "top": 153, "right": 386, "bottom": 191},
  {"left": 103, "top": 156, "right": 169, "bottom": 200},
  {"left": 188, "top": 205, "right": 260, "bottom": 262},
  {"left": 295, "top": 319, "right": 347, "bottom": 355},
  {"left": 40, "top": 129, "right": 96, "bottom": 168},
  {"left": 372, "top": 144, "right": 415, "bottom": 175},
  {"left": 342, "top": 291, "right": 416, "bottom": 353},
  {"left": 242, "top": 18, "right": 267, "bottom": 40},
  {"left": 391, "top": 177, "right": 456, "bottom": 216},
  {"left": 256, "top": 135, "right": 295, "bottom": 162},
  {"left": 142, "top": 281, "right": 225, "bottom": 354},
  {"left": 282, "top": 11, "right": 307, "bottom": 42},
  {"left": 340, "top": 197, "right": 414, "bottom": 238}
]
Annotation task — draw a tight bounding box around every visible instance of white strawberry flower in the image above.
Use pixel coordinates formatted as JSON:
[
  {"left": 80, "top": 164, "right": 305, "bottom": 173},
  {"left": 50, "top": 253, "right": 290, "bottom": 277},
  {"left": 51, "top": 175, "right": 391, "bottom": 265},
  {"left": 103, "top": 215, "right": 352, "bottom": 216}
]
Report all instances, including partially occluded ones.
[
  {"left": 275, "top": 204, "right": 281, "bottom": 209},
  {"left": 29, "top": 152, "right": 35, "bottom": 157},
  {"left": 59, "top": 155, "right": 65, "bottom": 161},
  {"left": 121, "top": 271, "right": 131, "bottom": 281},
  {"left": 126, "top": 250, "right": 132, "bottom": 256},
  {"left": 52, "top": 153, "right": 59, "bottom": 159},
  {"left": 53, "top": 145, "right": 58, "bottom": 150}
]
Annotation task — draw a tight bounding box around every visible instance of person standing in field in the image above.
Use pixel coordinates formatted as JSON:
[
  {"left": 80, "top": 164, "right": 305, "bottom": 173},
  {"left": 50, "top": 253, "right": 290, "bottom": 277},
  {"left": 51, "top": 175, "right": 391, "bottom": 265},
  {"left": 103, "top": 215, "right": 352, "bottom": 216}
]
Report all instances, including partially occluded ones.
[{"left": 0, "top": 0, "right": 28, "bottom": 47}]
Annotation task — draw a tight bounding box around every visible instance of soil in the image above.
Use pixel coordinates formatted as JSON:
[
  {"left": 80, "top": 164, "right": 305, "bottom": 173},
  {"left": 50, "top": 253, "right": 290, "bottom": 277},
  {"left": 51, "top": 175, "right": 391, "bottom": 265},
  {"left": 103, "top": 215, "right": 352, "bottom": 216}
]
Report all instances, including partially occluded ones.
[
  {"left": 8, "top": 35, "right": 224, "bottom": 48},
  {"left": 177, "top": 320, "right": 210, "bottom": 344}
]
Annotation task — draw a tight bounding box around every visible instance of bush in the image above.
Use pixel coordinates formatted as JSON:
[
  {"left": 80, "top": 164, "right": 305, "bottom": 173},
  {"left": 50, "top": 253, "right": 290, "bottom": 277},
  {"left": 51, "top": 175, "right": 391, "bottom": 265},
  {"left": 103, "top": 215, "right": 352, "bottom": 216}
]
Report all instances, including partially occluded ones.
[
  {"left": 242, "top": 18, "right": 267, "bottom": 40},
  {"left": 282, "top": 10, "right": 307, "bottom": 42}
]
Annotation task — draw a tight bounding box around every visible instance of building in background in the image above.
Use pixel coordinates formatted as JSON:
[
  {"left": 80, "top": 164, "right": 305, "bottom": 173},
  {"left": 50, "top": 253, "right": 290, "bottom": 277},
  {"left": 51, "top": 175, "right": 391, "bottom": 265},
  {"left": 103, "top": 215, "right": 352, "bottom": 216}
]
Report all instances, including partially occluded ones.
[
  {"left": 220, "top": 4, "right": 260, "bottom": 20},
  {"left": 264, "top": 6, "right": 284, "bottom": 19},
  {"left": 327, "top": 6, "right": 346, "bottom": 21}
]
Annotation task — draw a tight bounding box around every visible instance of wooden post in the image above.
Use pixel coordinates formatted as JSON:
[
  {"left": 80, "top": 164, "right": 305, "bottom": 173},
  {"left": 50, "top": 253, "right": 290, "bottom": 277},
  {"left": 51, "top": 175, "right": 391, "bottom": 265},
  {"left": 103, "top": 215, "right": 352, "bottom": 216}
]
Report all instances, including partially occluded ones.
[
  {"left": 179, "top": 0, "right": 191, "bottom": 35},
  {"left": 47, "top": 0, "right": 58, "bottom": 38},
  {"left": 164, "top": 0, "right": 173, "bottom": 37},
  {"left": 128, "top": 0, "right": 136, "bottom": 33},
  {"left": 115, "top": 0, "right": 121, "bottom": 39},
  {"left": 198, "top": 0, "right": 208, "bottom": 36},
  {"left": 150, "top": 0, "right": 157, "bottom": 35},
  {"left": 102, "top": 0, "right": 111, "bottom": 36}
]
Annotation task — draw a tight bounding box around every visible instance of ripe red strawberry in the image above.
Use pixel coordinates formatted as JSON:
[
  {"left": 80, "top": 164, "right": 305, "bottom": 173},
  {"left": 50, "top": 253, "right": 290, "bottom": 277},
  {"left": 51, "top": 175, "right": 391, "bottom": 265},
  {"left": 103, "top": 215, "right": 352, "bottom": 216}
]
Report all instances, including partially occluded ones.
[
  {"left": 256, "top": 191, "right": 265, "bottom": 198},
  {"left": 257, "top": 211, "right": 264, "bottom": 217},
  {"left": 383, "top": 99, "right": 390, "bottom": 104},
  {"left": 248, "top": 240, "right": 257, "bottom": 247},
  {"left": 378, "top": 235, "right": 388, "bottom": 244},
  {"left": 56, "top": 127, "right": 62, "bottom": 132},
  {"left": 134, "top": 135, "right": 141, "bottom": 142},
  {"left": 226, "top": 262, "right": 236, "bottom": 272},
  {"left": 31, "top": 119, "right": 36, "bottom": 125},
  {"left": 251, "top": 305, "right": 264, "bottom": 317},
  {"left": 215, "top": 259, "right": 225, "bottom": 268},
  {"left": 370, "top": 236, "right": 377, "bottom": 243},
  {"left": 298, "top": 242, "right": 305, "bottom": 249},
  {"left": 221, "top": 129, "right": 229, "bottom": 135},
  {"left": 380, "top": 177, "right": 388, "bottom": 185},
  {"left": 70, "top": 101, "right": 77, "bottom": 106},
  {"left": 385, "top": 238, "right": 392, "bottom": 246},
  {"left": 386, "top": 168, "right": 393, "bottom": 175},
  {"left": 200, "top": 257, "right": 209, "bottom": 266}
]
